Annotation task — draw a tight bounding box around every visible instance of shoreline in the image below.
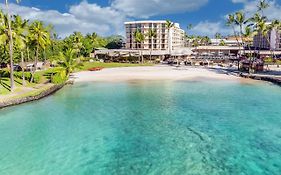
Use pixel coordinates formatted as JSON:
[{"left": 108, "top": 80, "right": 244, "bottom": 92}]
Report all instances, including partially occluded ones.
[
  {"left": 0, "top": 84, "right": 64, "bottom": 109},
  {"left": 72, "top": 66, "right": 259, "bottom": 84},
  {"left": 1, "top": 66, "right": 280, "bottom": 109}
]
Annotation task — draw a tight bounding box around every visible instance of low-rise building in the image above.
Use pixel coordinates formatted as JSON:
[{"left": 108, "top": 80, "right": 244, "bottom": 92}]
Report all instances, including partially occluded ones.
[{"left": 253, "top": 29, "right": 281, "bottom": 50}]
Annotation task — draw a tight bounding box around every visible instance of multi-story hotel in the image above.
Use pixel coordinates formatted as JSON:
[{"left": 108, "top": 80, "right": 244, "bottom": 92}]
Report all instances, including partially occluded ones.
[
  {"left": 253, "top": 29, "right": 281, "bottom": 50},
  {"left": 125, "top": 20, "right": 185, "bottom": 51}
]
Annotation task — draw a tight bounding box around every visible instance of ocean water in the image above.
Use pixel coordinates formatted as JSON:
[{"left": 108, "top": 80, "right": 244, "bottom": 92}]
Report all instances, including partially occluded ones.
[{"left": 0, "top": 80, "right": 280, "bottom": 175}]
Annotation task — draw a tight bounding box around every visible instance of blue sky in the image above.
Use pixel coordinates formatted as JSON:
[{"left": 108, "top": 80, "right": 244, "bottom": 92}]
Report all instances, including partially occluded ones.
[{"left": 4, "top": 0, "right": 281, "bottom": 38}]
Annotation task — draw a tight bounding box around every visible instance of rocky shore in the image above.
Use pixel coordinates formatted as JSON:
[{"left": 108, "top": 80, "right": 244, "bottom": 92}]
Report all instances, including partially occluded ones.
[{"left": 0, "top": 84, "right": 64, "bottom": 109}]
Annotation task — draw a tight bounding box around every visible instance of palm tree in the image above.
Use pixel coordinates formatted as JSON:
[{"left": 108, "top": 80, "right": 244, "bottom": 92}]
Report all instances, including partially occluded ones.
[
  {"left": 227, "top": 14, "right": 241, "bottom": 51},
  {"left": 165, "top": 20, "right": 174, "bottom": 56},
  {"left": 29, "top": 21, "right": 51, "bottom": 82},
  {"left": 219, "top": 40, "right": 226, "bottom": 46},
  {"left": 147, "top": 28, "right": 157, "bottom": 61},
  {"left": 134, "top": 30, "right": 145, "bottom": 63},
  {"left": 215, "top": 33, "right": 222, "bottom": 39},
  {"left": 58, "top": 49, "right": 81, "bottom": 77},
  {"left": 12, "top": 15, "right": 28, "bottom": 86},
  {"left": 243, "top": 26, "right": 254, "bottom": 63},
  {"left": 234, "top": 11, "right": 249, "bottom": 54},
  {"left": 227, "top": 13, "right": 243, "bottom": 70},
  {"left": 4, "top": 0, "right": 21, "bottom": 92},
  {"left": 72, "top": 32, "right": 84, "bottom": 57},
  {"left": 257, "top": 0, "right": 269, "bottom": 16}
]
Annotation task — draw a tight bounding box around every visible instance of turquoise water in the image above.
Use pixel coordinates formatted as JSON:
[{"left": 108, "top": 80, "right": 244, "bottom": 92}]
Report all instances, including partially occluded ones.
[{"left": 0, "top": 80, "right": 281, "bottom": 175}]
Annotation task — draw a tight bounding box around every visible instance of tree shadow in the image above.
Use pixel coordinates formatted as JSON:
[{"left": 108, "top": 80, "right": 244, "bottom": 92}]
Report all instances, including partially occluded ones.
[{"left": 0, "top": 78, "right": 11, "bottom": 91}]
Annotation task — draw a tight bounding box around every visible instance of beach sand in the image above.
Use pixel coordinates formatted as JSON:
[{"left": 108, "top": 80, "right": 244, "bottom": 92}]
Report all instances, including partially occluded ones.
[{"left": 72, "top": 65, "right": 254, "bottom": 83}]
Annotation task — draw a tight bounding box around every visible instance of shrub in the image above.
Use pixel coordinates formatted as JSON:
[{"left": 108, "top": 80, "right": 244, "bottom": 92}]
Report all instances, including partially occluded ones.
[
  {"left": 0, "top": 70, "right": 10, "bottom": 78},
  {"left": 13, "top": 72, "right": 41, "bottom": 84},
  {"left": 51, "top": 70, "right": 67, "bottom": 84}
]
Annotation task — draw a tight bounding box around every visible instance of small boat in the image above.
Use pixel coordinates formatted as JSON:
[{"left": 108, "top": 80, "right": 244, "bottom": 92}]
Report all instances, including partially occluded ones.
[{"left": 88, "top": 67, "right": 104, "bottom": 71}]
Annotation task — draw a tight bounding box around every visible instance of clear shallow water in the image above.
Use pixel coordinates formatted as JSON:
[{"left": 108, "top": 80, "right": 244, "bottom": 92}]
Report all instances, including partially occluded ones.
[{"left": 0, "top": 80, "right": 281, "bottom": 175}]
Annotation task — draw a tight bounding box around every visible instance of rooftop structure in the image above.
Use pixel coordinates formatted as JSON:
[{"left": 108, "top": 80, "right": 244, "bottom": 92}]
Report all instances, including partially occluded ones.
[{"left": 125, "top": 20, "right": 185, "bottom": 51}]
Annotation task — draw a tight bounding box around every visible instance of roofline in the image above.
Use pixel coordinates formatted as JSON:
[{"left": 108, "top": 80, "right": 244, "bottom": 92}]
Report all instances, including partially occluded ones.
[{"left": 124, "top": 20, "right": 168, "bottom": 25}]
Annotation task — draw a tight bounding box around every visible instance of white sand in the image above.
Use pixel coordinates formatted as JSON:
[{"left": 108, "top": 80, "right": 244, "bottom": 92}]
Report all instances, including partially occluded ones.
[{"left": 72, "top": 65, "right": 244, "bottom": 83}]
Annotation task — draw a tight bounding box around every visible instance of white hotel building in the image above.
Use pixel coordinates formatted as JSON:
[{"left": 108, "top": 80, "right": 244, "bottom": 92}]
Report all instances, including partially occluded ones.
[{"left": 125, "top": 20, "right": 185, "bottom": 51}]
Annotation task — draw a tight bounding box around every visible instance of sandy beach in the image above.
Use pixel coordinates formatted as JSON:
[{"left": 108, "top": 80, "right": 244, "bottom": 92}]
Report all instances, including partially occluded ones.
[{"left": 73, "top": 65, "right": 246, "bottom": 82}]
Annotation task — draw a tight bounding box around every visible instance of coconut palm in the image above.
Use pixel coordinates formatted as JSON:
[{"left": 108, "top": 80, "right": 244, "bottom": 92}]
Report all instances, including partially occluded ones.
[
  {"left": 165, "top": 20, "right": 174, "bottom": 56},
  {"left": 234, "top": 11, "right": 249, "bottom": 54},
  {"left": 227, "top": 14, "right": 241, "bottom": 51},
  {"left": 219, "top": 40, "right": 226, "bottom": 46},
  {"left": 29, "top": 21, "right": 51, "bottom": 82},
  {"left": 134, "top": 30, "right": 145, "bottom": 63},
  {"left": 58, "top": 49, "right": 81, "bottom": 77},
  {"left": 215, "top": 33, "right": 222, "bottom": 39},
  {"left": 12, "top": 15, "right": 28, "bottom": 86},
  {"left": 243, "top": 26, "right": 255, "bottom": 65},
  {"left": 3, "top": 0, "right": 21, "bottom": 92},
  {"left": 147, "top": 28, "right": 157, "bottom": 61},
  {"left": 257, "top": 0, "right": 269, "bottom": 16}
]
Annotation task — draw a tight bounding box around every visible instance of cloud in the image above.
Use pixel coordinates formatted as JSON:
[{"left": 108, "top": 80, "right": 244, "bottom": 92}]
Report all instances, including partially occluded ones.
[
  {"left": 0, "top": 0, "right": 209, "bottom": 38},
  {"left": 0, "top": 1, "right": 126, "bottom": 38},
  {"left": 190, "top": 0, "right": 281, "bottom": 37},
  {"left": 232, "top": 0, "right": 281, "bottom": 20},
  {"left": 189, "top": 21, "right": 232, "bottom": 37},
  {"left": 111, "top": 0, "right": 209, "bottom": 18}
]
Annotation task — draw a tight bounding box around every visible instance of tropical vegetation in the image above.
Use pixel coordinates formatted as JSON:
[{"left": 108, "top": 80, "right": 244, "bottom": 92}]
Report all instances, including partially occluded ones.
[
  {"left": 226, "top": 0, "right": 281, "bottom": 72},
  {"left": 0, "top": 2, "right": 126, "bottom": 94}
]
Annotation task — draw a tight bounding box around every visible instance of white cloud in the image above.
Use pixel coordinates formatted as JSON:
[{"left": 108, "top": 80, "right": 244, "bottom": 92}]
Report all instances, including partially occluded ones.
[
  {"left": 232, "top": 0, "right": 281, "bottom": 20},
  {"left": 190, "top": 21, "right": 232, "bottom": 37},
  {"left": 190, "top": 0, "right": 281, "bottom": 37},
  {"left": 111, "top": 0, "right": 209, "bottom": 18},
  {"left": 0, "top": 0, "right": 209, "bottom": 38},
  {"left": 0, "top": 1, "right": 126, "bottom": 38}
]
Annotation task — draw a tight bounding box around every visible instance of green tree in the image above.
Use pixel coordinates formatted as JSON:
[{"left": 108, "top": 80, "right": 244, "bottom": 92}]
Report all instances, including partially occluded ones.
[
  {"left": 235, "top": 11, "right": 249, "bottom": 54},
  {"left": 215, "top": 33, "right": 222, "bottom": 39},
  {"left": 29, "top": 21, "right": 51, "bottom": 82},
  {"left": 165, "top": 20, "right": 175, "bottom": 56},
  {"left": 147, "top": 28, "right": 157, "bottom": 61},
  {"left": 58, "top": 49, "right": 81, "bottom": 77},
  {"left": 219, "top": 40, "right": 226, "bottom": 46},
  {"left": 3, "top": 0, "right": 21, "bottom": 92},
  {"left": 12, "top": 15, "right": 28, "bottom": 86},
  {"left": 227, "top": 14, "right": 241, "bottom": 50},
  {"left": 257, "top": 0, "right": 269, "bottom": 16},
  {"left": 134, "top": 30, "right": 145, "bottom": 63}
]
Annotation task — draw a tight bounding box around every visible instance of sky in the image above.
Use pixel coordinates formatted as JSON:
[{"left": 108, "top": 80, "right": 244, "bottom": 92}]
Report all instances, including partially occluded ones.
[{"left": 2, "top": 0, "right": 281, "bottom": 38}]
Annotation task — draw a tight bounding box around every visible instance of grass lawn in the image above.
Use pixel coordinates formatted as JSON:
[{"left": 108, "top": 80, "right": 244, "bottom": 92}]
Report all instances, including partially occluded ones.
[
  {"left": 0, "top": 77, "right": 35, "bottom": 95},
  {"left": 0, "top": 62, "right": 154, "bottom": 97},
  {"left": 79, "top": 62, "right": 154, "bottom": 71}
]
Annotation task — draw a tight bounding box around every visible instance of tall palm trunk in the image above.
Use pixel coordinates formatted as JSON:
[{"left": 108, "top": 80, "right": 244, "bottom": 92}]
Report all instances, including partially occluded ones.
[
  {"left": 27, "top": 47, "right": 30, "bottom": 61},
  {"left": 168, "top": 29, "right": 172, "bottom": 56},
  {"left": 150, "top": 49, "right": 152, "bottom": 61},
  {"left": 31, "top": 45, "right": 39, "bottom": 83},
  {"left": 21, "top": 51, "right": 26, "bottom": 86},
  {"left": 5, "top": 0, "right": 14, "bottom": 92},
  {"left": 232, "top": 25, "right": 241, "bottom": 70}
]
